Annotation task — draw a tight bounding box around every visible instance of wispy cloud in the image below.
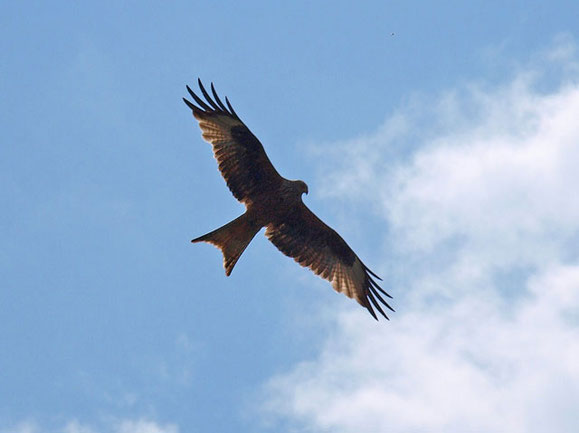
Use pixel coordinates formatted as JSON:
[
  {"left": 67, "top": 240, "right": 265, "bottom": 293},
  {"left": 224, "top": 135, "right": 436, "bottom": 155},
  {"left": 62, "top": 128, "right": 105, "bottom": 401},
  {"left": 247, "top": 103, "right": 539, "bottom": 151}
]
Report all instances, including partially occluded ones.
[
  {"left": 1, "top": 419, "right": 179, "bottom": 433},
  {"left": 114, "top": 419, "right": 178, "bottom": 433},
  {"left": 0, "top": 421, "right": 38, "bottom": 433},
  {"left": 261, "top": 37, "right": 579, "bottom": 433}
]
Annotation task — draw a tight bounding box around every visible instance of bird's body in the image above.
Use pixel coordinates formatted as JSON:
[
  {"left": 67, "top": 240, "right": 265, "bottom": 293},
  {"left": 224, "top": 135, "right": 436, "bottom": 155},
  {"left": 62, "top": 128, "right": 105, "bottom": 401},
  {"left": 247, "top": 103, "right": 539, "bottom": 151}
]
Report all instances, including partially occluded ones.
[
  {"left": 247, "top": 179, "right": 309, "bottom": 222},
  {"left": 184, "top": 80, "right": 394, "bottom": 320}
]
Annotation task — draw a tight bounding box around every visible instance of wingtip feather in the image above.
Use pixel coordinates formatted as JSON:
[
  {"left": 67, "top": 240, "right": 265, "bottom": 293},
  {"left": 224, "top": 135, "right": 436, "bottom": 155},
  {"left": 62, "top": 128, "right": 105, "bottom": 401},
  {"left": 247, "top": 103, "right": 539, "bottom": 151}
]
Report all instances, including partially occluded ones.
[
  {"left": 210, "top": 82, "right": 229, "bottom": 112},
  {"left": 183, "top": 97, "right": 196, "bottom": 111},
  {"left": 367, "top": 290, "right": 389, "bottom": 320},
  {"left": 198, "top": 80, "right": 221, "bottom": 111}
]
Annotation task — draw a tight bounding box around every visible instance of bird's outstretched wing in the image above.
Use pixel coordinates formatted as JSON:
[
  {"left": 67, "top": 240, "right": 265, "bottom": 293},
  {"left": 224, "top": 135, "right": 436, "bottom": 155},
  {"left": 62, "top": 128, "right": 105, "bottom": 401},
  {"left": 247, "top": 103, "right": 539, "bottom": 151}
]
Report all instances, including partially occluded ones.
[
  {"left": 265, "top": 203, "right": 394, "bottom": 320},
  {"left": 183, "top": 79, "right": 283, "bottom": 204}
]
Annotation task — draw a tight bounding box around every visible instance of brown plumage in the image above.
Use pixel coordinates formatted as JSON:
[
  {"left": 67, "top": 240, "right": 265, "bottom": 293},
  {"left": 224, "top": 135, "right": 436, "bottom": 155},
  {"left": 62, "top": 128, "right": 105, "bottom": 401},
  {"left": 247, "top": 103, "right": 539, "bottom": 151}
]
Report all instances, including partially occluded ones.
[{"left": 184, "top": 80, "right": 394, "bottom": 320}]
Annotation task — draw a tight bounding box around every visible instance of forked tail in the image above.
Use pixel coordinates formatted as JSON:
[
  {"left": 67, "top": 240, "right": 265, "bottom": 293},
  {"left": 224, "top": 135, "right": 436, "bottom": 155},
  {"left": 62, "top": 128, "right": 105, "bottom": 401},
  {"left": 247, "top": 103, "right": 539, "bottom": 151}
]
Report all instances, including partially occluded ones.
[{"left": 192, "top": 212, "right": 261, "bottom": 276}]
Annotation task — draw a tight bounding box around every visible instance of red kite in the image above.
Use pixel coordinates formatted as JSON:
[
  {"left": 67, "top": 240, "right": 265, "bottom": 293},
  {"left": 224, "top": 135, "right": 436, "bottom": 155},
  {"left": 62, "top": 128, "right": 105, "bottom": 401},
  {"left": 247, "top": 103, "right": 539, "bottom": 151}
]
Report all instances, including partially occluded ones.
[{"left": 184, "top": 80, "right": 394, "bottom": 320}]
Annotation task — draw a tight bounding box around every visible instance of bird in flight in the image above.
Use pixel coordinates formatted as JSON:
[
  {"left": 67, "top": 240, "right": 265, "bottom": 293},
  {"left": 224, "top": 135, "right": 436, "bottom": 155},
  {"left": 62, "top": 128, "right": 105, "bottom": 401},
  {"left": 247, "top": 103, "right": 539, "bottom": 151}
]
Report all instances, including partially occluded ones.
[{"left": 183, "top": 80, "right": 394, "bottom": 320}]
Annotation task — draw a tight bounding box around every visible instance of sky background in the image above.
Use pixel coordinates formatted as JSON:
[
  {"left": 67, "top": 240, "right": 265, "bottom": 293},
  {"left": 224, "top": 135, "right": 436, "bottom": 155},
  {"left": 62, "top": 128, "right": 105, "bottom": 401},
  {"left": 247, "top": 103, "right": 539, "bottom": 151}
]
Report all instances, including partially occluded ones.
[{"left": 2, "top": 1, "right": 579, "bottom": 432}]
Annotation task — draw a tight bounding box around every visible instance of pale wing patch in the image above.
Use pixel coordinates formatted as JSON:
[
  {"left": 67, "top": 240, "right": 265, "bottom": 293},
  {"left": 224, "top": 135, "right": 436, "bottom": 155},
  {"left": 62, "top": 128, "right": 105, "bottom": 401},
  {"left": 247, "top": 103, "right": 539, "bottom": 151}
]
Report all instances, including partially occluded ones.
[
  {"left": 197, "top": 115, "right": 244, "bottom": 146},
  {"left": 329, "top": 259, "right": 367, "bottom": 304}
]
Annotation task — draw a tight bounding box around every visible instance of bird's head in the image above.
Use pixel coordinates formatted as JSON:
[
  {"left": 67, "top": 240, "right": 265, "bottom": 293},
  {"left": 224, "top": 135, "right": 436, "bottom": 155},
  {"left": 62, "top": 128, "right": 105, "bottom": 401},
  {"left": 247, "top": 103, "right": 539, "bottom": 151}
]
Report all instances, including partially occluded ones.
[{"left": 296, "top": 180, "right": 309, "bottom": 196}]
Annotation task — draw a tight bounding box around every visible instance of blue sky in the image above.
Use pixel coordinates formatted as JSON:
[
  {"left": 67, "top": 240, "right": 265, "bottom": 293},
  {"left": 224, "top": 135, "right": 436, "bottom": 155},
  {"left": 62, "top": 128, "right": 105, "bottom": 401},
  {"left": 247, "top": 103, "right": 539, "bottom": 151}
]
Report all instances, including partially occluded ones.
[{"left": 2, "top": 1, "right": 579, "bottom": 432}]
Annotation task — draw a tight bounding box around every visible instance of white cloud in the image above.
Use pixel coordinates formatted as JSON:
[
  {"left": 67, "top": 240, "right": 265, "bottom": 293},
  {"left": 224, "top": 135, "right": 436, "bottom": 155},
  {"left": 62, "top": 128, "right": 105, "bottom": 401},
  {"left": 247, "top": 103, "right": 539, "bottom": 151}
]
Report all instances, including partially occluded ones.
[
  {"left": 262, "top": 38, "right": 579, "bottom": 433},
  {"left": 0, "top": 419, "right": 178, "bottom": 433},
  {"left": 115, "top": 419, "right": 178, "bottom": 433},
  {"left": 0, "top": 422, "right": 38, "bottom": 433},
  {"left": 265, "top": 264, "right": 579, "bottom": 433},
  {"left": 64, "top": 420, "right": 97, "bottom": 433}
]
